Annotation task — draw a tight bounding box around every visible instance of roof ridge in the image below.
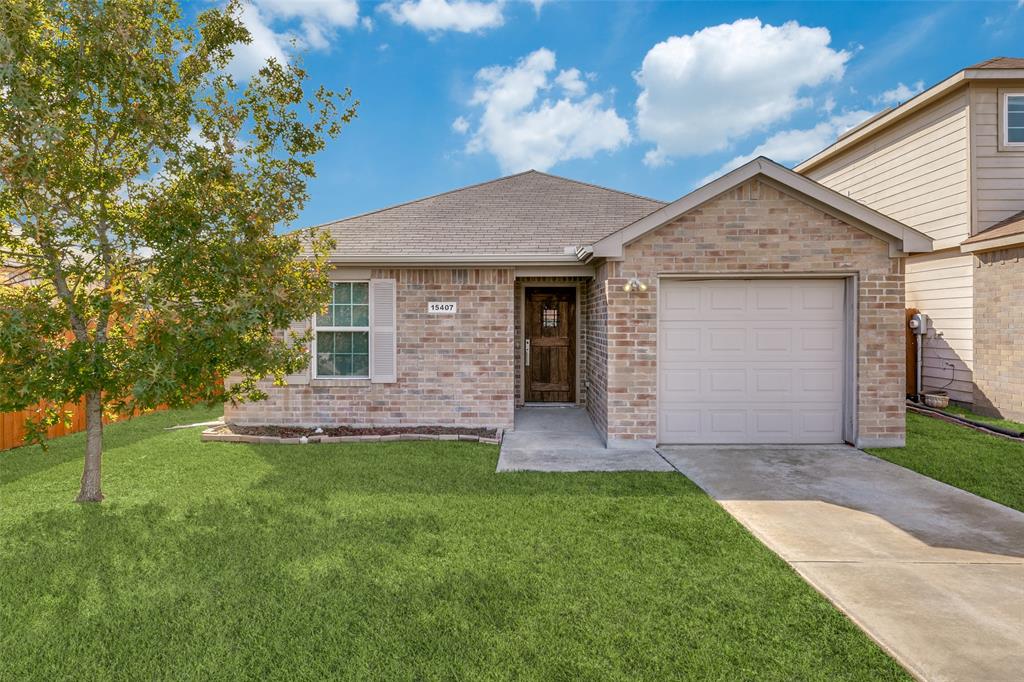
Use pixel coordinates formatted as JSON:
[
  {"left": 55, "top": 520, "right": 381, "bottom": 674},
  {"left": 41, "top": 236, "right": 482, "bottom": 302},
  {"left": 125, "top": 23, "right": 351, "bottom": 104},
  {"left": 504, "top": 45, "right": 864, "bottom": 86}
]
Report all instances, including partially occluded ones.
[
  {"left": 527, "top": 169, "right": 668, "bottom": 205},
  {"left": 294, "top": 169, "right": 665, "bottom": 234},
  {"left": 297, "top": 169, "right": 539, "bottom": 232}
]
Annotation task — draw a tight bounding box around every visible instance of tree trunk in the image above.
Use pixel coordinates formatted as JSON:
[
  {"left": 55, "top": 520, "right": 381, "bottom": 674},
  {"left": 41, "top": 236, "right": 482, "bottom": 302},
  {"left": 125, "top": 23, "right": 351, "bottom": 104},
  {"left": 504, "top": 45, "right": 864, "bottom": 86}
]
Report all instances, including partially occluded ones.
[{"left": 76, "top": 390, "right": 104, "bottom": 503}]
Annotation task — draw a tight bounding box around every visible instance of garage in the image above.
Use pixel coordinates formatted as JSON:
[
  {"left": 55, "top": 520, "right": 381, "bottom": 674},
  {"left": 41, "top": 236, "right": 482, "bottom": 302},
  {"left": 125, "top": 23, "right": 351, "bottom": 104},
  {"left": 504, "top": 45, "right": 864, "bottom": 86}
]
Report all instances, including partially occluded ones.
[{"left": 658, "top": 278, "right": 848, "bottom": 444}]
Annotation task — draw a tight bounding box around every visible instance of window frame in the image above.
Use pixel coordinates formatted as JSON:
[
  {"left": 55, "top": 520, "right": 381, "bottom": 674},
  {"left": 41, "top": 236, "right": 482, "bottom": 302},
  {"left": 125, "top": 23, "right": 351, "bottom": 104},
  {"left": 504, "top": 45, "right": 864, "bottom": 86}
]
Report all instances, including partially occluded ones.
[
  {"left": 1003, "top": 92, "right": 1024, "bottom": 148},
  {"left": 311, "top": 280, "right": 372, "bottom": 380}
]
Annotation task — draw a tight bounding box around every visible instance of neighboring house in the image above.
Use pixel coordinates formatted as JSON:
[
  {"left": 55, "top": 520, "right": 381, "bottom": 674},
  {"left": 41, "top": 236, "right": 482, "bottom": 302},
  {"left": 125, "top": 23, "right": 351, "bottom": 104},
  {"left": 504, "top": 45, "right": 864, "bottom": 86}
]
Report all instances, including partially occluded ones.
[
  {"left": 797, "top": 57, "right": 1024, "bottom": 421},
  {"left": 227, "top": 157, "right": 932, "bottom": 448}
]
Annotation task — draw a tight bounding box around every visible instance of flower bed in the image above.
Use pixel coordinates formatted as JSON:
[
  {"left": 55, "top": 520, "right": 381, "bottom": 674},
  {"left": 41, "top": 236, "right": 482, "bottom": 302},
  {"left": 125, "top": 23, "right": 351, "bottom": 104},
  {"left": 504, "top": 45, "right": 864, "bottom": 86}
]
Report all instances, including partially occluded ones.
[{"left": 201, "top": 423, "right": 503, "bottom": 446}]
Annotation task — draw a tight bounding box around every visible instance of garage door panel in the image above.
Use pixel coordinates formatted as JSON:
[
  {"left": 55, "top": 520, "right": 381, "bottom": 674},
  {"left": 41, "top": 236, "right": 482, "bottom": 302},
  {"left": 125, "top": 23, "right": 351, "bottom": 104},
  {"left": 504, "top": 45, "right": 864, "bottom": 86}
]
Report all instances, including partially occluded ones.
[
  {"left": 660, "top": 405, "right": 843, "bottom": 444},
  {"left": 683, "top": 280, "right": 844, "bottom": 321},
  {"left": 659, "top": 279, "right": 846, "bottom": 444},
  {"left": 663, "top": 364, "right": 842, "bottom": 402}
]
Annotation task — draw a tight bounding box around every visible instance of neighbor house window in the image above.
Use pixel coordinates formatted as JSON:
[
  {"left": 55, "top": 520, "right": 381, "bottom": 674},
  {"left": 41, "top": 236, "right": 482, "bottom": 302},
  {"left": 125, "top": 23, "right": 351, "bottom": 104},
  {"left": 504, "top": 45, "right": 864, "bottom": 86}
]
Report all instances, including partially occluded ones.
[
  {"left": 314, "top": 282, "right": 370, "bottom": 378},
  {"left": 1005, "top": 93, "right": 1024, "bottom": 146}
]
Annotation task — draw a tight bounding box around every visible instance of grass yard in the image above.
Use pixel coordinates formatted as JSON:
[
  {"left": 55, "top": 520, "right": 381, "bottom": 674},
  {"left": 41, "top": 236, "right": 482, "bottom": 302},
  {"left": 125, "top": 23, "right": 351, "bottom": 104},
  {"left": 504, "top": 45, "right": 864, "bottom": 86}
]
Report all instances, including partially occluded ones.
[
  {"left": 1, "top": 407, "right": 907, "bottom": 681},
  {"left": 943, "top": 404, "right": 1024, "bottom": 433},
  {"left": 867, "top": 412, "right": 1024, "bottom": 513}
]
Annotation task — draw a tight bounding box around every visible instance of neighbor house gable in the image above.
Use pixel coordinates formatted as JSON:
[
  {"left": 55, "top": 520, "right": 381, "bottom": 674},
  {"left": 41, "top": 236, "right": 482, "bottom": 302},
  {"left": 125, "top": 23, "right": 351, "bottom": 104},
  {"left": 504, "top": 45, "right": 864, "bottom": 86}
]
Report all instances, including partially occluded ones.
[{"left": 589, "top": 157, "right": 932, "bottom": 259}]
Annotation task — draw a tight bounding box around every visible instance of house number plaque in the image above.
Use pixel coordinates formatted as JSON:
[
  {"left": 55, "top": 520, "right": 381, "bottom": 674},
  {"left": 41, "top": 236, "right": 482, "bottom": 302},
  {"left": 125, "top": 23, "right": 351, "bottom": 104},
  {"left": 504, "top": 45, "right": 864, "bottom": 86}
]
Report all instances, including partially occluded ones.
[{"left": 427, "top": 301, "right": 457, "bottom": 314}]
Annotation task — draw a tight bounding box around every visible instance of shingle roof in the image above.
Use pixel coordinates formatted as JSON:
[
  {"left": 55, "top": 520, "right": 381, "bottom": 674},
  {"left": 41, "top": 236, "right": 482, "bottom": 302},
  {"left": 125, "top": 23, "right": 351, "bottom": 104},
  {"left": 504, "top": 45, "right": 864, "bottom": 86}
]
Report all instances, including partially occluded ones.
[
  {"left": 304, "top": 170, "right": 666, "bottom": 259},
  {"left": 962, "top": 210, "right": 1024, "bottom": 245},
  {"left": 968, "top": 57, "right": 1024, "bottom": 70}
]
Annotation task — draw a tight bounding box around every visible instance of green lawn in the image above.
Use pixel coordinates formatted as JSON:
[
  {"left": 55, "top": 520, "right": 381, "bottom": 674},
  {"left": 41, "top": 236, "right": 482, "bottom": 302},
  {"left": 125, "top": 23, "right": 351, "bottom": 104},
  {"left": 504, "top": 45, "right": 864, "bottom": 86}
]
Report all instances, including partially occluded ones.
[
  {"left": 867, "top": 412, "right": 1024, "bottom": 512},
  {"left": 943, "top": 405, "right": 1024, "bottom": 433},
  {"left": 1, "top": 407, "right": 907, "bottom": 681}
]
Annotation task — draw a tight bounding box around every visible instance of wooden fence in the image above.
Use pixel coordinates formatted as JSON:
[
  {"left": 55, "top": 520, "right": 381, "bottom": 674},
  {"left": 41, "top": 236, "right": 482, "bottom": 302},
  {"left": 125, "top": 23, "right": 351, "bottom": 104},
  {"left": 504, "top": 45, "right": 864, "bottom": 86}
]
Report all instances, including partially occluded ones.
[{"left": 0, "top": 399, "right": 167, "bottom": 452}]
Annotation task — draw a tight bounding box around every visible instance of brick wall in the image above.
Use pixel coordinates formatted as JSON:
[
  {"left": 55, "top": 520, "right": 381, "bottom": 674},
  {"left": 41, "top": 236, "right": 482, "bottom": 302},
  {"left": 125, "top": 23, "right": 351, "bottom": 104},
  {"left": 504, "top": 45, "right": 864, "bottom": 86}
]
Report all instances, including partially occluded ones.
[
  {"left": 513, "top": 277, "right": 590, "bottom": 406},
  {"left": 973, "top": 247, "right": 1024, "bottom": 422},
  {"left": 585, "top": 263, "right": 610, "bottom": 439},
  {"left": 226, "top": 268, "right": 515, "bottom": 429},
  {"left": 605, "top": 179, "right": 906, "bottom": 447}
]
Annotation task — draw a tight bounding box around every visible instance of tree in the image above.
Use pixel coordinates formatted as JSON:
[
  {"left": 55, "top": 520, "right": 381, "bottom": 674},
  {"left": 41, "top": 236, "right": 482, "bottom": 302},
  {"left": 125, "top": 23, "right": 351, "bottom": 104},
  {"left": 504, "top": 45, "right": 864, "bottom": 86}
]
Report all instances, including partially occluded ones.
[{"left": 0, "top": 0, "right": 356, "bottom": 502}]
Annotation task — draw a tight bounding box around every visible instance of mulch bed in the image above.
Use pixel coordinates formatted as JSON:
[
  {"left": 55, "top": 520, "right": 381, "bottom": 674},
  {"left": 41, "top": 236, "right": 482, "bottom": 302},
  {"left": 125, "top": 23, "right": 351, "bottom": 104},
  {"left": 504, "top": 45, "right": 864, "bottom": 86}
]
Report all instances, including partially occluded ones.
[{"left": 227, "top": 424, "right": 498, "bottom": 439}]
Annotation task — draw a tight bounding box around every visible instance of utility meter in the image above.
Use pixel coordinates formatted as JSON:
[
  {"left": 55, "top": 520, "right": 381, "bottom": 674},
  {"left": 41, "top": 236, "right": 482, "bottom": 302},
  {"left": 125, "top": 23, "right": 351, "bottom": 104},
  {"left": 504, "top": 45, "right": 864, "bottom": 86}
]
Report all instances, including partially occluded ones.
[{"left": 908, "top": 312, "right": 928, "bottom": 335}]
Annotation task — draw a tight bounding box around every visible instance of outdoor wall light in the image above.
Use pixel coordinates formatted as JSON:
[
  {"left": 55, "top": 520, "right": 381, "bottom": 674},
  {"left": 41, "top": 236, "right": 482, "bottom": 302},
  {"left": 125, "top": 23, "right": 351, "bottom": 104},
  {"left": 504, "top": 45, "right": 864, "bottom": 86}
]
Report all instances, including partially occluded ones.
[{"left": 622, "top": 277, "right": 647, "bottom": 293}]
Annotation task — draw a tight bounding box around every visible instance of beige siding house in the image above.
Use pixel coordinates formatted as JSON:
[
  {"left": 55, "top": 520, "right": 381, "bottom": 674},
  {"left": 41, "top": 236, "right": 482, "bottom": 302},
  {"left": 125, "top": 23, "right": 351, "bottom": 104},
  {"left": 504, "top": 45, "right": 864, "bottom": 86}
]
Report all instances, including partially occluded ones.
[
  {"left": 228, "top": 158, "right": 931, "bottom": 447},
  {"left": 798, "top": 57, "right": 1024, "bottom": 420}
]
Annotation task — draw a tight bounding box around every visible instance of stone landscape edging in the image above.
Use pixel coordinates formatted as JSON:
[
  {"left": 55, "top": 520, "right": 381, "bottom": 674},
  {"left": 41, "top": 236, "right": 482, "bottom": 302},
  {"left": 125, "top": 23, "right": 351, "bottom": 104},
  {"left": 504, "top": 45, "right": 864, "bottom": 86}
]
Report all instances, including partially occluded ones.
[{"left": 201, "top": 426, "right": 504, "bottom": 446}]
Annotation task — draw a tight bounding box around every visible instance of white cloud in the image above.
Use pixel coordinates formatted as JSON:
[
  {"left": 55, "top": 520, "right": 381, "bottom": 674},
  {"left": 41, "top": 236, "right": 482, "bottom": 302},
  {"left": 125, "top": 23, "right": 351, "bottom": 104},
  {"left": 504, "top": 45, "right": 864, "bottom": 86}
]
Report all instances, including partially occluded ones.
[
  {"left": 872, "top": 80, "right": 924, "bottom": 106},
  {"left": 256, "top": 0, "right": 360, "bottom": 49},
  {"left": 228, "top": 0, "right": 361, "bottom": 79},
  {"left": 635, "top": 18, "right": 851, "bottom": 164},
  {"left": 380, "top": 0, "right": 505, "bottom": 34},
  {"left": 452, "top": 115, "right": 470, "bottom": 134},
  {"left": 361, "top": 16, "right": 374, "bottom": 31},
  {"left": 228, "top": 3, "right": 290, "bottom": 80},
  {"left": 459, "top": 48, "right": 630, "bottom": 173},
  {"left": 554, "top": 68, "right": 586, "bottom": 97},
  {"left": 529, "top": 0, "right": 551, "bottom": 14},
  {"left": 698, "top": 109, "right": 874, "bottom": 185}
]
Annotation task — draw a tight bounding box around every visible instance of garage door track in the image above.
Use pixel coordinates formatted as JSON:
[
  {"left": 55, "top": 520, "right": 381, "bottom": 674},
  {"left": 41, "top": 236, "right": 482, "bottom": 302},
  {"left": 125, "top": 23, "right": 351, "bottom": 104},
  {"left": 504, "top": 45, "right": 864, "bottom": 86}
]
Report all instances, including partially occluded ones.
[{"left": 659, "top": 444, "right": 1024, "bottom": 682}]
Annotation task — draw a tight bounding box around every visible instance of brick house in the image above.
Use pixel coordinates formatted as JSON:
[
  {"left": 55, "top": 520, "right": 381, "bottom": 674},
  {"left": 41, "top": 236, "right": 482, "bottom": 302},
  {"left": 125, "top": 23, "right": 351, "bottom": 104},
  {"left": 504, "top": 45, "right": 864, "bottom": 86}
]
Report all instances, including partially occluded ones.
[{"left": 226, "top": 157, "right": 932, "bottom": 447}]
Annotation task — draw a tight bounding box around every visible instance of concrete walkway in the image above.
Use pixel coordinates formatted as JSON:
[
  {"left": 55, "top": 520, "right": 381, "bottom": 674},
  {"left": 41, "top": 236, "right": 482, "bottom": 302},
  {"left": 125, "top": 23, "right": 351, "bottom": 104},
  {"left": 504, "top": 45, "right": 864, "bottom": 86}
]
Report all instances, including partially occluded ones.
[
  {"left": 659, "top": 444, "right": 1024, "bottom": 682},
  {"left": 497, "top": 407, "right": 673, "bottom": 472}
]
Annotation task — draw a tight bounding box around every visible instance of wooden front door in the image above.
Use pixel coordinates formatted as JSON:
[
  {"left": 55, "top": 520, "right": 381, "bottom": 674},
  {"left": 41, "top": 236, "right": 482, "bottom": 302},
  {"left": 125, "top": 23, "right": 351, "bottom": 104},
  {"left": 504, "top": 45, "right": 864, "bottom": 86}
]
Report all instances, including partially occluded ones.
[{"left": 525, "top": 287, "right": 576, "bottom": 402}]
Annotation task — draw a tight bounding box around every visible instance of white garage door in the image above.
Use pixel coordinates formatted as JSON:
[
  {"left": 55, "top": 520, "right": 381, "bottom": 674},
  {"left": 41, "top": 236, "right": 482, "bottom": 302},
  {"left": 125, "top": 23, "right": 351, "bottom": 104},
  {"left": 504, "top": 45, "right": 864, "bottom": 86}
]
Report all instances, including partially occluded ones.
[{"left": 658, "top": 279, "right": 847, "bottom": 444}]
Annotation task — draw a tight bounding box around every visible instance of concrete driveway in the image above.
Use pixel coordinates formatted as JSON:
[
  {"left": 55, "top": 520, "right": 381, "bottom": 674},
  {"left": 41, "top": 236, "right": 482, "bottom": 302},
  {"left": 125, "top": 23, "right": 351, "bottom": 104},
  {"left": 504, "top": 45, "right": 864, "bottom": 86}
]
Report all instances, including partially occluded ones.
[{"left": 659, "top": 444, "right": 1024, "bottom": 682}]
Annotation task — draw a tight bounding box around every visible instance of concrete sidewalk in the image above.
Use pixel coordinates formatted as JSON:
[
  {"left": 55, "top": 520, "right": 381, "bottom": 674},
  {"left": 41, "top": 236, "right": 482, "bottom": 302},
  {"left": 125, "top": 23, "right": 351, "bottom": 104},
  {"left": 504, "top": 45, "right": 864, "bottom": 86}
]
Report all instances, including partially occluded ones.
[
  {"left": 497, "top": 407, "right": 673, "bottom": 472},
  {"left": 659, "top": 444, "right": 1024, "bottom": 682}
]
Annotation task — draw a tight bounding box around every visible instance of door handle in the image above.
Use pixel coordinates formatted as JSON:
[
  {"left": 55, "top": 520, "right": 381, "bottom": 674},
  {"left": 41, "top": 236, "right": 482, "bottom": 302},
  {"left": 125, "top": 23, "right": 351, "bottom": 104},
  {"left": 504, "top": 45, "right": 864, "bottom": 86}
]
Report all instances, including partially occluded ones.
[{"left": 525, "top": 338, "right": 530, "bottom": 366}]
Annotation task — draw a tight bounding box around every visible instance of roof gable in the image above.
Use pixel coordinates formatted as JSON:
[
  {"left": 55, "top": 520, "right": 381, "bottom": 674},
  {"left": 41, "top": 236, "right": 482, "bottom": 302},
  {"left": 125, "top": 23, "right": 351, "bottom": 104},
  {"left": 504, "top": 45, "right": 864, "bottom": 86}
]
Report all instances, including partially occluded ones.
[
  {"left": 590, "top": 158, "right": 932, "bottom": 258},
  {"left": 309, "top": 170, "right": 665, "bottom": 261},
  {"left": 798, "top": 56, "right": 1024, "bottom": 173}
]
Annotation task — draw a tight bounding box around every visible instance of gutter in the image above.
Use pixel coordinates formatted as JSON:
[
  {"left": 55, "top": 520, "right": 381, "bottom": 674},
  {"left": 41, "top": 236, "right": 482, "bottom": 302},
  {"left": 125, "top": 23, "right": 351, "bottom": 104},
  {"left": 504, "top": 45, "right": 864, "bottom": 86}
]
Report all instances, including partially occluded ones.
[{"left": 960, "top": 233, "right": 1024, "bottom": 254}]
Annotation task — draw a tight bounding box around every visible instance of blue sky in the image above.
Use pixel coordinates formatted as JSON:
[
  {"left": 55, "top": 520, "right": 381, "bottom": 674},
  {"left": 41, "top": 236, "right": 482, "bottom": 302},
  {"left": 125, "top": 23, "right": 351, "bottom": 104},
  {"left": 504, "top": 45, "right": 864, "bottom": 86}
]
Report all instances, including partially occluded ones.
[{"left": 187, "top": 1, "right": 1024, "bottom": 229}]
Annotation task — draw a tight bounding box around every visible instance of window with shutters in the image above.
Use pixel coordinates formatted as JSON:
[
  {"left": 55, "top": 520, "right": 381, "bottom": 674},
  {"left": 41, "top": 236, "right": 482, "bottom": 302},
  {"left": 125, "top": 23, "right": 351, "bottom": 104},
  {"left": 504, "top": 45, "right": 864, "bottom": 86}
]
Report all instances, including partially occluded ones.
[{"left": 314, "top": 282, "right": 370, "bottom": 379}]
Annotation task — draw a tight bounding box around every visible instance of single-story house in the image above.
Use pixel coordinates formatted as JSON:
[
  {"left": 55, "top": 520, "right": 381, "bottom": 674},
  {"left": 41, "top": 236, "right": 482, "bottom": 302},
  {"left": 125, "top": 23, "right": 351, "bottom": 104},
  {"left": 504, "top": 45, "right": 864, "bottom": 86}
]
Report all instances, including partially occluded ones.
[{"left": 226, "top": 157, "right": 932, "bottom": 448}]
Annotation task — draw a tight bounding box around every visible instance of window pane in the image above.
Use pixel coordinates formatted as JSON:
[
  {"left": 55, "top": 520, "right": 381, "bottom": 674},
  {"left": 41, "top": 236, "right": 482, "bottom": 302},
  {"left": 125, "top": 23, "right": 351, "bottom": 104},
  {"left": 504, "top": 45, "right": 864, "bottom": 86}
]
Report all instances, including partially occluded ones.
[
  {"left": 317, "top": 332, "right": 334, "bottom": 353},
  {"left": 1008, "top": 112, "right": 1024, "bottom": 127},
  {"left": 334, "top": 354, "right": 352, "bottom": 377},
  {"left": 333, "top": 282, "right": 351, "bottom": 304},
  {"left": 1008, "top": 96, "right": 1024, "bottom": 112},
  {"left": 352, "top": 353, "right": 369, "bottom": 377},
  {"left": 316, "top": 354, "right": 334, "bottom": 376},
  {"left": 352, "top": 304, "right": 369, "bottom": 326},
  {"left": 352, "top": 283, "right": 368, "bottom": 304},
  {"left": 337, "top": 332, "right": 352, "bottom": 354},
  {"left": 352, "top": 331, "right": 369, "bottom": 354},
  {"left": 1010, "top": 127, "right": 1024, "bottom": 144},
  {"left": 316, "top": 310, "right": 332, "bottom": 327},
  {"left": 334, "top": 305, "right": 351, "bottom": 327}
]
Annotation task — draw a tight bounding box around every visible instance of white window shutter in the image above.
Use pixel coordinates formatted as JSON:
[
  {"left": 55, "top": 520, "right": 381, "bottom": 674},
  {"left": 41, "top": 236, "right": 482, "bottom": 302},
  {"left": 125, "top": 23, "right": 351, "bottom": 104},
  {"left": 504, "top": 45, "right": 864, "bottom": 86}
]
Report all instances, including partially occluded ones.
[
  {"left": 370, "top": 279, "right": 397, "bottom": 383},
  {"left": 283, "top": 316, "right": 311, "bottom": 384}
]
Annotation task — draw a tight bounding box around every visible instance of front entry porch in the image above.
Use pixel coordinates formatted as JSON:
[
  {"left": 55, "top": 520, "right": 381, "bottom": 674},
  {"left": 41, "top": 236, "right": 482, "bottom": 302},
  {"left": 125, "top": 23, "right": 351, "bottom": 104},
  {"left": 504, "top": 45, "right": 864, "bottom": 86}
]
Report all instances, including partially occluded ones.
[{"left": 496, "top": 406, "right": 673, "bottom": 472}]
